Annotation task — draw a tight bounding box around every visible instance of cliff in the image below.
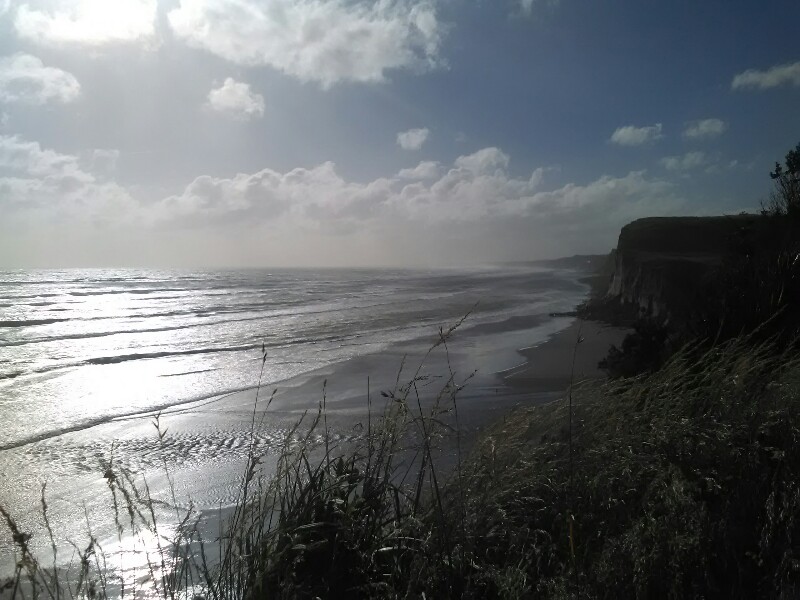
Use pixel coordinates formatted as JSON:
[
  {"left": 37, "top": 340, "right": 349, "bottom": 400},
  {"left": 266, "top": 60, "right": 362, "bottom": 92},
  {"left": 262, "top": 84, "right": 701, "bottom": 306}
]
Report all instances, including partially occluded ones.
[{"left": 604, "top": 215, "right": 766, "bottom": 318}]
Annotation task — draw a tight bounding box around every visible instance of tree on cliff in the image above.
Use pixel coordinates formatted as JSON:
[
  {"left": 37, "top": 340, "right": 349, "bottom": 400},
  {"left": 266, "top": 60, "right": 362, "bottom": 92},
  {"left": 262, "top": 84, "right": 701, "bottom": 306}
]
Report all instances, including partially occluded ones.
[{"left": 763, "top": 142, "right": 800, "bottom": 217}]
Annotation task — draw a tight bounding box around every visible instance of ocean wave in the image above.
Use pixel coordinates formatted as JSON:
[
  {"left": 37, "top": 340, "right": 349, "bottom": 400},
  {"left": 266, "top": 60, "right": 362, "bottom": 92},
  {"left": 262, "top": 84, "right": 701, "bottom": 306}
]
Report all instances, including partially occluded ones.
[
  {"left": 4, "top": 337, "right": 304, "bottom": 377},
  {"left": 1, "top": 293, "right": 60, "bottom": 300},
  {"left": 0, "top": 280, "right": 75, "bottom": 286},
  {"left": 0, "top": 321, "right": 211, "bottom": 347},
  {"left": 67, "top": 288, "right": 189, "bottom": 296},
  {"left": 0, "top": 266, "right": 588, "bottom": 458},
  {"left": 85, "top": 344, "right": 263, "bottom": 365},
  {"left": 0, "top": 309, "right": 291, "bottom": 347},
  {"left": 0, "top": 385, "right": 259, "bottom": 451},
  {"left": 0, "top": 318, "right": 70, "bottom": 328},
  {"left": 159, "top": 367, "right": 220, "bottom": 377}
]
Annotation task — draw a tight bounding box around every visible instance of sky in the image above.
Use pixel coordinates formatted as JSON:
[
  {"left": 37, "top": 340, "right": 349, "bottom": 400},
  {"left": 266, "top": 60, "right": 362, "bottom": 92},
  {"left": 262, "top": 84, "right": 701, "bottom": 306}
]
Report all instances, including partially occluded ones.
[{"left": 0, "top": 0, "right": 798, "bottom": 268}]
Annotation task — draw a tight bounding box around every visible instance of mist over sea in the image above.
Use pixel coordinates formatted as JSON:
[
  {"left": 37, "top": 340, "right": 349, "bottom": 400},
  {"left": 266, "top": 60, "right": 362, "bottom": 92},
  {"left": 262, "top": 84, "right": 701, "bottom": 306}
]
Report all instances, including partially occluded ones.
[{"left": 0, "top": 265, "right": 589, "bottom": 570}]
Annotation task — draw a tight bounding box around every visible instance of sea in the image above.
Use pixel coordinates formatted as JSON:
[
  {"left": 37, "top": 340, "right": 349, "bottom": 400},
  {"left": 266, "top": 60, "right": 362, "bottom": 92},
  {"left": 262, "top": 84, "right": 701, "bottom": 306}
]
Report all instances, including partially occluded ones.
[{"left": 0, "top": 265, "right": 589, "bottom": 575}]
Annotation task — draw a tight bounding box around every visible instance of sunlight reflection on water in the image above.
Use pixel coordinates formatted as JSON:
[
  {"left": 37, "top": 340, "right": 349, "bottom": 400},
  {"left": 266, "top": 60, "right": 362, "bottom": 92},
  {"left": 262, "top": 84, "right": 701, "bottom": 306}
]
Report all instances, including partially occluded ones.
[{"left": 1, "top": 266, "right": 589, "bottom": 582}]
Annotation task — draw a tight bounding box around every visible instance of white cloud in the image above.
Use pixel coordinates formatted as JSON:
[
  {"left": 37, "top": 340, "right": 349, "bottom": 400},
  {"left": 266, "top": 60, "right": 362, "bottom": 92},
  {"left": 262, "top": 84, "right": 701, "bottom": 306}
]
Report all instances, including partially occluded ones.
[
  {"left": 1, "top": 137, "right": 682, "bottom": 264},
  {"left": 0, "top": 53, "right": 80, "bottom": 105},
  {"left": 0, "top": 135, "right": 135, "bottom": 223},
  {"left": 15, "top": 0, "right": 157, "bottom": 46},
  {"left": 398, "top": 160, "right": 440, "bottom": 179},
  {"left": 397, "top": 127, "right": 429, "bottom": 150},
  {"left": 143, "top": 159, "right": 678, "bottom": 265},
  {"left": 453, "top": 146, "right": 509, "bottom": 174},
  {"left": 660, "top": 151, "right": 707, "bottom": 171},
  {"left": 207, "top": 78, "right": 265, "bottom": 120},
  {"left": 682, "top": 118, "right": 727, "bottom": 141},
  {"left": 610, "top": 123, "right": 663, "bottom": 146},
  {"left": 168, "top": 0, "right": 443, "bottom": 88},
  {"left": 732, "top": 61, "right": 800, "bottom": 90},
  {"left": 156, "top": 146, "right": 675, "bottom": 231},
  {"left": 0, "top": 134, "right": 91, "bottom": 180}
]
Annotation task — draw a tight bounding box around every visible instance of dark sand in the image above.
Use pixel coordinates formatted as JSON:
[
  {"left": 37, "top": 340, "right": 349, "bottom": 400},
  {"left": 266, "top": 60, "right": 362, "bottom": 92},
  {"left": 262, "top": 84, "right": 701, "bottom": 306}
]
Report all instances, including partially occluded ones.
[{"left": 504, "top": 319, "right": 629, "bottom": 392}]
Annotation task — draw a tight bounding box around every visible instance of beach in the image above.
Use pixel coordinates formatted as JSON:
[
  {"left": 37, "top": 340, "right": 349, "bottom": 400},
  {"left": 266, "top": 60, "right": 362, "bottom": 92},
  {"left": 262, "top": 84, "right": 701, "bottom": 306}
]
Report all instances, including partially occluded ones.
[
  {"left": 505, "top": 319, "right": 628, "bottom": 392},
  {"left": 0, "top": 266, "right": 628, "bottom": 576}
]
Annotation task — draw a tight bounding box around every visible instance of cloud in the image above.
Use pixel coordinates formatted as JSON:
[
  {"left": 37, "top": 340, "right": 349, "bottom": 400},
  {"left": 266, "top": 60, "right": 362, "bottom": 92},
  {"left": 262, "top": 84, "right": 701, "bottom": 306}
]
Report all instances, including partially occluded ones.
[
  {"left": 0, "top": 134, "right": 91, "bottom": 179},
  {"left": 398, "top": 160, "right": 440, "bottom": 179},
  {"left": 15, "top": 0, "right": 157, "bottom": 46},
  {"left": 155, "top": 146, "right": 675, "bottom": 234},
  {"left": 145, "top": 158, "right": 678, "bottom": 265},
  {"left": 453, "top": 146, "right": 509, "bottom": 174},
  {"left": 207, "top": 78, "right": 265, "bottom": 120},
  {"left": 732, "top": 61, "right": 800, "bottom": 90},
  {"left": 0, "top": 134, "right": 681, "bottom": 265},
  {"left": 660, "top": 151, "right": 707, "bottom": 171},
  {"left": 610, "top": 123, "right": 663, "bottom": 146},
  {"left": 397, "top": 127, "right": 430, "bottom": 150},
  {"left": 682, "top": 118, "right": 727, "bottom": 141},
  {"left": 0, "top": 140, "right": 669, "bottom": 236},
  {"left": 0, "top": 53, "right": 80, "bottom": 104},
  {"left": 167, "top": 0, "right": 443, "bottom": 88},
  {"left": 0, "top": 135, "right": 136, "bottom": 224}
]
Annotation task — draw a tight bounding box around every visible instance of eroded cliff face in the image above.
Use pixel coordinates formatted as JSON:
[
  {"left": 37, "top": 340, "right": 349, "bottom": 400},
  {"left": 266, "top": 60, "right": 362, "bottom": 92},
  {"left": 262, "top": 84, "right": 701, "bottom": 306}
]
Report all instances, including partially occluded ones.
[{"left": 605, "top": 215, "right": 765, "bottom": 317}]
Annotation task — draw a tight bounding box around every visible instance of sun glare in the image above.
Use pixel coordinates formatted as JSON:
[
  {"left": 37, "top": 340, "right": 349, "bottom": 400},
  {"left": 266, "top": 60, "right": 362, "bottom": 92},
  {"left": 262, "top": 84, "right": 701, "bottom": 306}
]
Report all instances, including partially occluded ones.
[{"left": 16, "top": 0, "right": 156, "bottom": 44}]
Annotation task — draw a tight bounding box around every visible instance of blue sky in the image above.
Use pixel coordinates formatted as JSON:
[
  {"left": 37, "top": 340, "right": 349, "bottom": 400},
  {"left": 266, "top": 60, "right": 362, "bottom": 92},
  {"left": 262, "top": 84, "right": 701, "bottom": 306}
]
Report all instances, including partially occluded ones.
[{"left": 0, "top": 0, "right": 798, "bottom": 267}]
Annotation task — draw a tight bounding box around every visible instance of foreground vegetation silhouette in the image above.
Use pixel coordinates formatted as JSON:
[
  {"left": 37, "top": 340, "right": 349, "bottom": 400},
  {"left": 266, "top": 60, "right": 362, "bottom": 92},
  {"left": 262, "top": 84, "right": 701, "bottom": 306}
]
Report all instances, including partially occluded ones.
[{"left": 4, "top": 325, "right": 800, "bottom": 598}]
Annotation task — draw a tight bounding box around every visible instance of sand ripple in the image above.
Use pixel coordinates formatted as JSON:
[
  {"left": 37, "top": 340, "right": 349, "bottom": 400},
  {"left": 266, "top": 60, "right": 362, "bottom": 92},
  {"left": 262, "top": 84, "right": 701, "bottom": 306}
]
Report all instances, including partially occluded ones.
[{"left": 15, "top": 425, "right": 359, "bottom": 478}]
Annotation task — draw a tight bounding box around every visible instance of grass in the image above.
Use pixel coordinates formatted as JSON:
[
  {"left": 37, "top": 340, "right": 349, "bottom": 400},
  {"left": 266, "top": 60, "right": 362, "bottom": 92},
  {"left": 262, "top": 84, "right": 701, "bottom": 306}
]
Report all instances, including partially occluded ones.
[
  {"left": 3, "top": 320, "right": 800, "bottom": 598},
  {"left": 466, "top": 333, "right": 800, "bottom": 597}
]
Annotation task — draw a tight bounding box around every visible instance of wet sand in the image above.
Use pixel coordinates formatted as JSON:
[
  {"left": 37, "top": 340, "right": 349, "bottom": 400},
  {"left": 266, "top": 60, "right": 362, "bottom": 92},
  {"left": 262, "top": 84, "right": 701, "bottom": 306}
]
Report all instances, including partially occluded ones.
[
  {"left": 504, "top": 319, "right": 629, "bottom": 392},
  {"left": 0, "top": 312, "right": 629, "bottom": 575}
]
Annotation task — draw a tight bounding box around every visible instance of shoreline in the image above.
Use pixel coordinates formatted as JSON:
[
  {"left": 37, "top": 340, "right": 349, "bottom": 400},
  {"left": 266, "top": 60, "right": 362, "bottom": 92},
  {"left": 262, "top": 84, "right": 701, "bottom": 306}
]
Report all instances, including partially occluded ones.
[
  {"left": 0, "top": 270, "right": 626, "bottom": 573},
  {"left": 502, "top": 318, "right": 629, "bottom": 393}
]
